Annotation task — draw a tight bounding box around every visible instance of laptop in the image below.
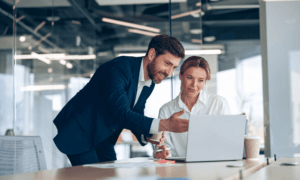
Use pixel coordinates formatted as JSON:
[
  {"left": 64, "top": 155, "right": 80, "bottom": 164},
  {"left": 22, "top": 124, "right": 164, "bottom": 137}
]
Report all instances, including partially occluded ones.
[{"left": 166, "top": 115, "right": 246, "bottom": 162}]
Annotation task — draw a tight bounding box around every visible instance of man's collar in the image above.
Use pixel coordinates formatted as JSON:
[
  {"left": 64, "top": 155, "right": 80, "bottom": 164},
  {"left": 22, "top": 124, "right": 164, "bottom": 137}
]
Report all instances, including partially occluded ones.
[{"left": 139, "top": 57, "right": 152, "bottom": 87}]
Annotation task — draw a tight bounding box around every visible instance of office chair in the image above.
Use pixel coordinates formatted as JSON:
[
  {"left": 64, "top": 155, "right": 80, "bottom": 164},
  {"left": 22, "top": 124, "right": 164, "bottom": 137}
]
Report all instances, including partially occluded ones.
[{"left": 0, "top": 136, "right": 47, "bottom": 176}]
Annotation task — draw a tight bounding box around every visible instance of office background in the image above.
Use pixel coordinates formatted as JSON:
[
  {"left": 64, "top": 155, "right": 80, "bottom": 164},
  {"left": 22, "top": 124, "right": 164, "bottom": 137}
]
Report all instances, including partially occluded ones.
[{"left": 0, "top": 0, "right": 299, "bottom": 170}]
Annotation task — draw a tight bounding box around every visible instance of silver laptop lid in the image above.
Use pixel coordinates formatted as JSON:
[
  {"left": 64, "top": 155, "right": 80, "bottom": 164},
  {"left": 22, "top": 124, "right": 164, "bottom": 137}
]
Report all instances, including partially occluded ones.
[{"left": 186, "top": 115, "right": 246, "bottom": 162}]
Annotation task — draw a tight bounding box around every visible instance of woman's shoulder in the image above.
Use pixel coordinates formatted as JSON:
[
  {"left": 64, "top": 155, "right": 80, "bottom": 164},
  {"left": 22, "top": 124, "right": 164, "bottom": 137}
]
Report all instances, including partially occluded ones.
[
  {"left": 205, "top": 92, "right": 231, "bottom": 114},
  {"left": 206, "top": 92, "right": 229, "bottom": 104}
]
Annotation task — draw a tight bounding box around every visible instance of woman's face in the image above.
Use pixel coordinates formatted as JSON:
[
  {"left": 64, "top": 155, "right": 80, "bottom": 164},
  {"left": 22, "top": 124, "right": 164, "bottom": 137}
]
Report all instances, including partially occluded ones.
[{"left": 180, "top": 66, "right": 207, "bottom": 97}]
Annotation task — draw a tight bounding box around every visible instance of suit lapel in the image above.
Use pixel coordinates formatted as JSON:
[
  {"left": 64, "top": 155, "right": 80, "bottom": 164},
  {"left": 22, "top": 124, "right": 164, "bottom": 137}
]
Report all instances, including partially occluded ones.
[
  {"left": 133, "top": 86, "right": 149, "bottom": 110},
  {"left": 130, "top": 57, "right": 143, "bottom": 109}
]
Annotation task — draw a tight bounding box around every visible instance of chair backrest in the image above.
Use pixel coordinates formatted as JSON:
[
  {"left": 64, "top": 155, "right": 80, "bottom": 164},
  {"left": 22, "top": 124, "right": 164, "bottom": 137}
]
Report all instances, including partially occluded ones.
[{"left": 0, "top": 136, "right": 47, "bottom": 176}]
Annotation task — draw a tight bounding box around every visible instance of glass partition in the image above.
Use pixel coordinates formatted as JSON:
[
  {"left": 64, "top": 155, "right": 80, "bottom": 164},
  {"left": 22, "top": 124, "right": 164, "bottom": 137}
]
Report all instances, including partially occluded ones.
[
  {"left": 0, "top": 0, "right": 266, "bottom": 169},
  {"left": 0, "top": 1, "right": 15, "bottom": 136}
]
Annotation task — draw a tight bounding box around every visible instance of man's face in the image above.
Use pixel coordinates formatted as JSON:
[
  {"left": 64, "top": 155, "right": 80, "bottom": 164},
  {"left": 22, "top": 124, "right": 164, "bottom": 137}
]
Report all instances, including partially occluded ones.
[{"left": 147, "top": 51, "right": 181, "bottom": 84}]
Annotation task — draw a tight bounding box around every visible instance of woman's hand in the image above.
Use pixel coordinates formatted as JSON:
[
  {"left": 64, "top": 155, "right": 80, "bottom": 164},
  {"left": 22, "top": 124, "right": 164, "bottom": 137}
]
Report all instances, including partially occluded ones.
[{"left": 154, "top": 145, "right": 170, "bottom": 159}]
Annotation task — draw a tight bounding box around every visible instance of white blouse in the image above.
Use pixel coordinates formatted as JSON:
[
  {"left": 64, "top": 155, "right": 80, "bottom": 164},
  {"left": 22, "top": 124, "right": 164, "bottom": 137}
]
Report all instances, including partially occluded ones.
[{"left": 155, "top": 90, "right": 231, "bottom": 157}]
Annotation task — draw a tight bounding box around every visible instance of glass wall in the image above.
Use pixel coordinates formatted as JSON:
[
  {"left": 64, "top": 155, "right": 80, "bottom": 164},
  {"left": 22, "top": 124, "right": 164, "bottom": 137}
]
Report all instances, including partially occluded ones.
[{"left": 0, "top": 0, "right": 265, "bottom": 169}]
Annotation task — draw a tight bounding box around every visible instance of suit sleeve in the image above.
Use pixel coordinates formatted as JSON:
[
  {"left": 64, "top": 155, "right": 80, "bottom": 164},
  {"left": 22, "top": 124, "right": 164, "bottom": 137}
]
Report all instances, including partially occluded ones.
[
  {"left": 131, "top": 108, "right": 152, "bottom": 146},
  {"left": 99, "top": 60, "right": 153, "bottom": 137}
]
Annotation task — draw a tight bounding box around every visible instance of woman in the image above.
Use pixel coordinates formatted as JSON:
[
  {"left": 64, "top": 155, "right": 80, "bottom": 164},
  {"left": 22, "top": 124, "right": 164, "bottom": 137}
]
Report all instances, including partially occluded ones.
[{"left": 154, "top": 56, "right": 231, "bottom": 159}]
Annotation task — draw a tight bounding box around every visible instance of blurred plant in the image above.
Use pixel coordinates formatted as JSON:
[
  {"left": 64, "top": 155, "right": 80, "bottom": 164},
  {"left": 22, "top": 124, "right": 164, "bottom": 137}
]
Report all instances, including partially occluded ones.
[{"left": 235, "top": 90, "right": 255, "bottom": 135}]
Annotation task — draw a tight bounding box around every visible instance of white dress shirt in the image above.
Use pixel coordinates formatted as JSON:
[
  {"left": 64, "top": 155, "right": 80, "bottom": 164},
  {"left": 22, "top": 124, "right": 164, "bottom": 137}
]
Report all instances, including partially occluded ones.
[
  {"left": 134, "top": 58, "right": 161, "bottom": 143},
  {"left": 154, "top": 90, "right": 231, "bottom": 157}
]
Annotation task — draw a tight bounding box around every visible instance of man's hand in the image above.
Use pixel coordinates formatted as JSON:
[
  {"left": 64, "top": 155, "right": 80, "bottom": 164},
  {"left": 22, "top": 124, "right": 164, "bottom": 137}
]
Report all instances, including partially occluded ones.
[
  {"left": 159, "top": 110, "right": 189, "bottom": 132},
  {"left": 146, "top": 131, "right": 166, "bottom": 146},
  {"left": 154, "top": 145, "right": 170, "bottom": 159}
]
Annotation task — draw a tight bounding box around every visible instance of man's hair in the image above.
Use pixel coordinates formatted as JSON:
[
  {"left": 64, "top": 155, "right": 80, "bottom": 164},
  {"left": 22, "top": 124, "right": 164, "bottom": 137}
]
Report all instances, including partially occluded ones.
[
  {"left": 180, "top": 56, "right": 211, "bottom": 80},
  {"left": 145, "top": 34, "right": 185, "bottom": 59}
]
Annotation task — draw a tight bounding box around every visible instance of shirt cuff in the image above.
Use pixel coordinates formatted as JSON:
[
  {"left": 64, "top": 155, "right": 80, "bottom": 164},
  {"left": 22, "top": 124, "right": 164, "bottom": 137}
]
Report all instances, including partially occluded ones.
[
  {"left": 149, "top": 118, "right": 161, "bottom": 134},
  {"left": 141, "top": 134, "right": 148, "bottom": 144}
]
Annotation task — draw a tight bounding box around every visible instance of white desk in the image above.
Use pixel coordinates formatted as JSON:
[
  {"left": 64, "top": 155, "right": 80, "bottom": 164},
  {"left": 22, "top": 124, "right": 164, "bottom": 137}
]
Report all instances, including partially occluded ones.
[
  {"left": 244, "top": 157, "right": 300, "bottom": 180},
  {"left": 0, "top": 156, "right": 272, "bottom": 180}
]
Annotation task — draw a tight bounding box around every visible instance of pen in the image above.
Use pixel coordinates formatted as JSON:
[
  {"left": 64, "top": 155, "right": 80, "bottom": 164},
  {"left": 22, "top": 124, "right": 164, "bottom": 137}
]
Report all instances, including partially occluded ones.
[{"left": 156, "top": 147, "right": 171, "bottom": 152}]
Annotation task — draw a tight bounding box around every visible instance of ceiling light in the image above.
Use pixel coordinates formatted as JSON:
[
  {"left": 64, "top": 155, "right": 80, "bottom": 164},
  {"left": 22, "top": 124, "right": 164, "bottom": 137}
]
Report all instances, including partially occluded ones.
[
  {"left": 204, "top": 36, "right": 216, "bottom": 42},
  {"left": 71, "top": 20, "right": 81, "bottom": 25},
  {"left": 62, "top": 55, "right": 96, "bottom": 60},
  {"left": 66, "top": 63, "right": 73, "bottom": 69},
  {"left": 76, "top": 36, "right": 81, "bottom": 47},
  {"left": 171, "top": 9, "right": 202, "bottom": 19},
  {"left": 46, "top": 16, "right": 60, "bottom": 22},
  {"left": 196, "top": 2, "right": 201, "bottom": 6},
  {"left": 117, "top": 49, "right": 222, "bottom": 57},
  {"left": 191, "top": 39, "right": 203, "bottom": 44},
  {"left": 185, "top": 49, "right": 222, "bottom": 55},
  {"left": 48, "top": 68, "right": 53, "bottom": 73},
  {"left": 59, "top": 59, "right": 66, "bottom": 65},
  {"left": 19, "top": 36, "right": 26, "bottom": 42},
  {"left": 97, "top": 51, "right": 109, "bottom": 56},
  {"left": 102, "top": 17, "right": 160, "bottom": 33},
  {"left": 34, "top": 21, "right": 46, "bottom": 32},
  {"left": 15, "top": 53, "right": 65, "bottom": 60},
  {"left": 96, "top": 0, "right": 186, "bottom": 6},
  {"left": 16, "top": 15, "right": 25, "bottom": 22},
  {"left": 22, "top": 85, "right": 66, "bottom": 91},
  {"left": 190, "top": 29, "right": 202, "bottom": 34},
  {"left": 35, "top": 32, "right": 51, "bottom": 46},
  {"left": 117, "top": 53, "right": 145, "bottom": 57},
  {"left": 31, "top": 52, "right": 51, "bottom": 64},
  {"left": 14, "top": 54, "right": 96, "bottom": 60},
  {"left": 128, "top": 29, "right": 159, "bottom": 37},
  {"left": 191, "top": 13, "right": 200, "bottom": 18}
]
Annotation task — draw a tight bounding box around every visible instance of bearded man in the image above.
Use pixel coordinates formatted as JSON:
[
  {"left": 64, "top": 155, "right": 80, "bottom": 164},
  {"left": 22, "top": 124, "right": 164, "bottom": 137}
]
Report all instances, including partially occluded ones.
[{"left": 53, "top": 34, "right": 189, "bottom": 166}]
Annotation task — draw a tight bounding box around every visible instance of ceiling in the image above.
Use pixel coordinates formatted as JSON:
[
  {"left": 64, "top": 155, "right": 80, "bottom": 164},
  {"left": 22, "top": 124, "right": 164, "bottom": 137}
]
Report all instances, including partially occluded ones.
[{"left": 0, "top": 0, "right": 260, "bottom": 76}]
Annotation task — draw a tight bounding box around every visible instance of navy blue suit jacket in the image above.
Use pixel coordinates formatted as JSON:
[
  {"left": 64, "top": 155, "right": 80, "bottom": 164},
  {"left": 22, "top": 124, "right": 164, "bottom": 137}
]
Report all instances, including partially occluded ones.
[{"left": 53, "top": 56, "right": 155, "bottom": 155}]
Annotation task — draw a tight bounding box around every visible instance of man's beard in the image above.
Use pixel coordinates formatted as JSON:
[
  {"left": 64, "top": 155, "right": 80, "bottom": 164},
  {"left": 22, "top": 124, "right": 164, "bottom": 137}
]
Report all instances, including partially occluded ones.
[{"left": 147, "top": 57, "right": 168, "bottom": 84}]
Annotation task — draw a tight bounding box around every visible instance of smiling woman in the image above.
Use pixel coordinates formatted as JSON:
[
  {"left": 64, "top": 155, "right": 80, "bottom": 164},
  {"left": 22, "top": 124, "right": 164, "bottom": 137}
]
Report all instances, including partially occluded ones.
[
  {"left": 179, "top": 56, "right": 211, "bottom": 110},
  {"left": 154, "top": 56, "right": 231, "bottom": 159}
]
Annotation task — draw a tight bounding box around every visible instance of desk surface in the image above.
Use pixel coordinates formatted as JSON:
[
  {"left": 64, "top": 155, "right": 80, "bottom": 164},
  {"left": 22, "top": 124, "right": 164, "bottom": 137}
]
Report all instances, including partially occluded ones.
[
  {"left": 0, "top": 157, "right": 268, "bottom": 180},
  {"left": 244, "top": 158, "right": 300, "bottom": 180}
]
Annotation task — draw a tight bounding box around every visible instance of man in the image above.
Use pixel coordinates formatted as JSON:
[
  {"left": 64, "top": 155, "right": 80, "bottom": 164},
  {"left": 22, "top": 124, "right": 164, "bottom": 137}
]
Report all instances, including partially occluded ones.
[{"left": 53, "top": 34, "right": 189, "bottom": 166}]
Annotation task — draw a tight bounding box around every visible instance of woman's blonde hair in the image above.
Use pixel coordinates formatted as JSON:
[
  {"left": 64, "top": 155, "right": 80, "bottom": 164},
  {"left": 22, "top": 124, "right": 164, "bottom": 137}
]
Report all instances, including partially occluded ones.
[{"left": 180, "top": 56, "right": 211, "bottom": 80}]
